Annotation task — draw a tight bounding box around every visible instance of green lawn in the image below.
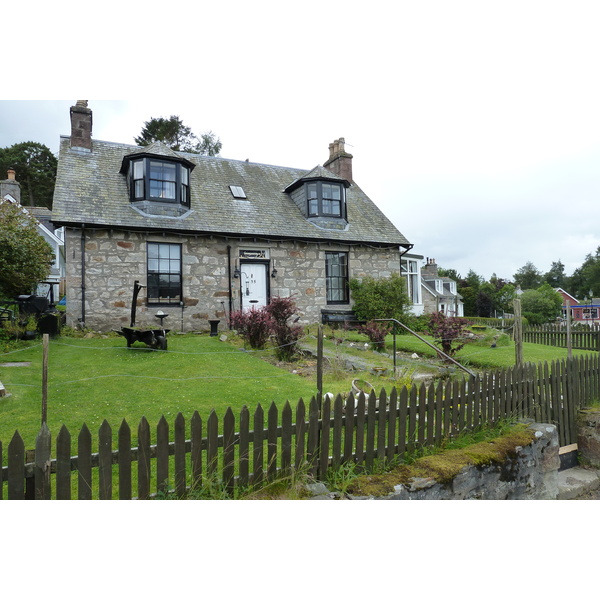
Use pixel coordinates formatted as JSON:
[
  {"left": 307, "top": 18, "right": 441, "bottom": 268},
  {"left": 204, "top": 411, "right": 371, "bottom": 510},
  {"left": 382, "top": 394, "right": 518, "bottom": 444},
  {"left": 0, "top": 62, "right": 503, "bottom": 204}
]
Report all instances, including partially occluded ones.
[
  {"left": 0, "top": 334, "right": 327, "bottom": 449},
  {"left": 386, "top": 331, "right": 595, "bottom": 369}
]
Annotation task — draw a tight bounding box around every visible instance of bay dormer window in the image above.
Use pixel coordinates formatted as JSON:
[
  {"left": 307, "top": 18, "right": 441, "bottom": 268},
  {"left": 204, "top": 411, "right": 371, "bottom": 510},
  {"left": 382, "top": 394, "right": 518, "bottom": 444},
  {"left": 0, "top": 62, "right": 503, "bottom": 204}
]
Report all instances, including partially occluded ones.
[
  {"left": 285, "top": 166, "right": 349, "bottom": 224},
  {"left": 129, "top": 158, "right": 190, "bottom": 205},
  {"left": 307, "top": 181, "right": 343, "bottom": 217}
]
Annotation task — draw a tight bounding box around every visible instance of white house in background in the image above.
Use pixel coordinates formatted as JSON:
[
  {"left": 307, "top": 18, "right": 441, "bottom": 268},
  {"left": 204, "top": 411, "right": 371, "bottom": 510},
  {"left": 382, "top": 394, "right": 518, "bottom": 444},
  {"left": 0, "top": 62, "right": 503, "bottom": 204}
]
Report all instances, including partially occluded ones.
[
  {"left": 420, "top": 257, "right": 464, "bottom": 317},
  {"left": 0, "top": 168, "right": 65, "bottom": 302}
]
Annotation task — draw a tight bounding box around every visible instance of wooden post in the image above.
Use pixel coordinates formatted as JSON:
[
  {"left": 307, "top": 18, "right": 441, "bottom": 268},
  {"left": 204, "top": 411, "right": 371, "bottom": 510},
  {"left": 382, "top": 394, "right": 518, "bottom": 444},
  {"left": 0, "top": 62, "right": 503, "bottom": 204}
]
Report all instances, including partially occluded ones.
[
  {"left": 42, "top": 333, "right": 49, "bottom": 425},
  {"left": 317, "top": 324, "right": 323, "bottom": 398},
  {"left": 513, "top": 298, "right": 523, "bottom": 366},
  {"left": 392, "top": 322, "right": 397, "bottom": 376},
  {"left": 566, "top": 299, "right": 572, "bottom": 359}
]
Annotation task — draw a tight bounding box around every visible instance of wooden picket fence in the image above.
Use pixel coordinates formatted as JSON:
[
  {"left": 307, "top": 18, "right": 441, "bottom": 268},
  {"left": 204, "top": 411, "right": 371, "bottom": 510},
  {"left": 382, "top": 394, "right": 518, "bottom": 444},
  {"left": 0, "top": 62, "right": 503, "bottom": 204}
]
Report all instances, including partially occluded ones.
[
  {"left": 1, "top": 354, "right": 599, "bottom": 500},
  {"left": 523, "top": 325, "right": 600, "bottom": 351}
]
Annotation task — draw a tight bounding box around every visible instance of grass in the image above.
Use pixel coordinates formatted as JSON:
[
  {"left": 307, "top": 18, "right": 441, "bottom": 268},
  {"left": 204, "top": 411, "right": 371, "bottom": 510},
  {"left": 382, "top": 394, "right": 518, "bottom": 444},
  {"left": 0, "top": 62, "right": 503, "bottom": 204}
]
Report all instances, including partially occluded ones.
[
  {"left": 0, "top": 334, "right": 305, "bottom": 448},
  {"left": 385, "top": 329, "right": 595, "bottom": 370}
]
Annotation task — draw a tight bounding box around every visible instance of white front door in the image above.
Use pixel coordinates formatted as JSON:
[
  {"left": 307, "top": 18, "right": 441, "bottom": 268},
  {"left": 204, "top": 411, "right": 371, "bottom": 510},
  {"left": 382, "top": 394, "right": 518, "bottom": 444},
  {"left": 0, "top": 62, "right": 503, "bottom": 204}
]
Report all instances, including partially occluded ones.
[{"left": 240, "top": 263, "right": 268, "bottom": 311}]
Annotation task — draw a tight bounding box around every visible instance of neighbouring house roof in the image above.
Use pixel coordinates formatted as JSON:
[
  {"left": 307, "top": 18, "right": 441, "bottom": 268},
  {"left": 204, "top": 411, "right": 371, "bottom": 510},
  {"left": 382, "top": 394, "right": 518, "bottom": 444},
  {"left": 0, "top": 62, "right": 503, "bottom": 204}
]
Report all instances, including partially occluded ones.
[
  {"left": 555, "top": 287, "right": 579, "bottom": 305},
  {"left": 421, "top": 280, "right": 463, "bottom": 300},
  {"left": 51, "top": 137, "right": 411, "bottom": 248}
]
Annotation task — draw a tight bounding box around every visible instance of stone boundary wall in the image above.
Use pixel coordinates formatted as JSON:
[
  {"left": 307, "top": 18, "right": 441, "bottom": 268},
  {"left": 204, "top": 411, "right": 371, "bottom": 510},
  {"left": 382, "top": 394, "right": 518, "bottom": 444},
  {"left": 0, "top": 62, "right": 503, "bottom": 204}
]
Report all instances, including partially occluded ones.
[
  {"left": 577, "top": 409, "right": 600, "bottom": 468},
  {"left": 350, "top": 422, "right": 560, "bottom": 500}
]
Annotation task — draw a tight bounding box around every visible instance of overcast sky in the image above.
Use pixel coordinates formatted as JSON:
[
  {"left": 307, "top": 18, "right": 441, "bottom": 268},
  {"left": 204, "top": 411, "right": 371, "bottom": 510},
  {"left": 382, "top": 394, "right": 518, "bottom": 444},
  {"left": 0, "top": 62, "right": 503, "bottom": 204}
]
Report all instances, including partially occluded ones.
[{"left": 3, "top": 1, "right": 600, "bottom": 284}]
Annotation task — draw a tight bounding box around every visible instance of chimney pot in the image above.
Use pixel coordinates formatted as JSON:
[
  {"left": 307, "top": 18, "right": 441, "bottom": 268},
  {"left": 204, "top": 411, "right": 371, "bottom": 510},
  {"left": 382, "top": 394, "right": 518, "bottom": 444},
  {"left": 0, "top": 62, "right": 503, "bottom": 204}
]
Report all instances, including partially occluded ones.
[{"left": 1, "top": 167, "right": 21, "bottom": 203}]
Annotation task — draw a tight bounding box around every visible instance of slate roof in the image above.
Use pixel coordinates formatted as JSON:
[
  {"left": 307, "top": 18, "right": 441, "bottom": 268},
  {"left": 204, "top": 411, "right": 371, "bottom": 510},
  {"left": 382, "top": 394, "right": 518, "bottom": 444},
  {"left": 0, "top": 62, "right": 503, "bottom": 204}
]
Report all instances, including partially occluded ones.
[
  {"left": 422, "top": 280, "right": 463, "bottom": 301},
  {"left": 51, "top": 136, "right": 411, "bottom": 248}
]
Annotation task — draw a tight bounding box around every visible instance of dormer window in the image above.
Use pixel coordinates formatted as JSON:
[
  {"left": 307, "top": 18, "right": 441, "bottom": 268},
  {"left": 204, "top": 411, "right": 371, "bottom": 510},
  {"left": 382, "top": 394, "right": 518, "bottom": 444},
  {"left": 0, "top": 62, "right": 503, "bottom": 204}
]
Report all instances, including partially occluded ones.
[
  {"left": 307, "top": 182, "right": 343, "bottom": 217},
  {"left": 129, "top": 158, "right": 190, "bottom": 205},
  {"left": 285, "top": 166, "right": 350, "bottom": 225}
]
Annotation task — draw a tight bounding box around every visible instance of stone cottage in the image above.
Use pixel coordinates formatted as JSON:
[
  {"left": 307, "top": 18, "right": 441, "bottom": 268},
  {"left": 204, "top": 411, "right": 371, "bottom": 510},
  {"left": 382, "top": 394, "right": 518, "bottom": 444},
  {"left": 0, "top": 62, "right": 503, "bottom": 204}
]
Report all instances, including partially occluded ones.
[
  {"left": 421, "top": 258, "right": 464, "bottom": 317},
  {"left": 51, "top": 101, "right": 414, "bottom": 332}
]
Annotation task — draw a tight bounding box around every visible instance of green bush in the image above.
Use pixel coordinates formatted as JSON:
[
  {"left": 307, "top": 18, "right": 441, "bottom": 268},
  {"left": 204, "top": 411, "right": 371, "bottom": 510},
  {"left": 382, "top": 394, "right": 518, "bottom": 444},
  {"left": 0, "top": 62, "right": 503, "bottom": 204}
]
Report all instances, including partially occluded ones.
[
  {"left": 400, "top": 313, "right": 431, "bottom": 334},
  {"left": 520, "top": 283, "right": 562, "bottom": 325},
  {"left": 349, "top": 273, "right": 409, "bottom": 322}
]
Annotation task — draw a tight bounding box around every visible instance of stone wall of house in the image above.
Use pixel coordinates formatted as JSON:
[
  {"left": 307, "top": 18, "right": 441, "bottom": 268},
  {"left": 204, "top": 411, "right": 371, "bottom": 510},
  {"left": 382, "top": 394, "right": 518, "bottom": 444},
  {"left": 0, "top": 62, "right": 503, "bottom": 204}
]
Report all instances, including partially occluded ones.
[
  {"left": 422, "top": 287, "right": 438, "bottom": 314},
  {"left": 63, "top": 227, "right": 402, "bottom": 332}
]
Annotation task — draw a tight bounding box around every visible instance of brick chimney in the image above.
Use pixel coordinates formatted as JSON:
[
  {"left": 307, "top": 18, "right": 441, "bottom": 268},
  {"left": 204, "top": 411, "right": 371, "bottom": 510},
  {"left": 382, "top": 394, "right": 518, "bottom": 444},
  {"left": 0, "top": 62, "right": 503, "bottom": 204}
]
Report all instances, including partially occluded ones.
[
  {"left": 0, "top": 168, "right": 21, "bottom": 203},
  {"left": 70, "top": 100, "right": 93, "bottom": 151},
  {"left": 323, "top": 137, "right": 353, "bottom": 182},
  {"left": 422, "top": 258, "right": 439, "bottom": 278}
]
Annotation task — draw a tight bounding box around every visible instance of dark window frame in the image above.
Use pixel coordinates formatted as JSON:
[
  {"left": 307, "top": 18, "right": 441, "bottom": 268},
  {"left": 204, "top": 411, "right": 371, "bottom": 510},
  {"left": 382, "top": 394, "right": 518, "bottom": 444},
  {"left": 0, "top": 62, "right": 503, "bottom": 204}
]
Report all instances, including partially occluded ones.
[
  {"left": 146, "top": 242, "right": 182, "bottom": 306},
  {"left": 130, "top": 158, "right": 190, "bottom": 206},
  {"left": 325, "top": 251, "right": 349, "bottom": 304},
  {"left": 306, "top": 181, "right": 345, "bottom": 218}
]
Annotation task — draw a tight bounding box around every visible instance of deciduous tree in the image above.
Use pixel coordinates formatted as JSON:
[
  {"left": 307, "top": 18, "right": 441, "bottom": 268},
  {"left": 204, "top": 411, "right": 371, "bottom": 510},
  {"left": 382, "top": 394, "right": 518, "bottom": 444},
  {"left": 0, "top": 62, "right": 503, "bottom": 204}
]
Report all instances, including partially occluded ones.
[
  {"left": 0, "top": 202, "right": 55, "bottom": 298},
  {"left": 0, "top": 142, "right": 57, "bottom": 209},
  {"left": 135, "top": 116, "right": 222, "bottom": 155},
  {"left": 520, "top": 283, "right": 562, "bottom": 325}
]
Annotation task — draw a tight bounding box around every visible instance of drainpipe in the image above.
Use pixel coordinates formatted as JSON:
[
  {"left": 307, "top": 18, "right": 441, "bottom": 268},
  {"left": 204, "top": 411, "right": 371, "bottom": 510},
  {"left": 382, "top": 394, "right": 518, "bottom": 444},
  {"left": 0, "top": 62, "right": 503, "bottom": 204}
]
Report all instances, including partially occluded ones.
[
  {"left": 398, "top": 244, "right": 414, "bottom": 275},
  {"left": 80, "top": 225, "right": 86, "bottom": 327},
  {"left": 227, "top": 245, "right": 233, "bottom": 319}
]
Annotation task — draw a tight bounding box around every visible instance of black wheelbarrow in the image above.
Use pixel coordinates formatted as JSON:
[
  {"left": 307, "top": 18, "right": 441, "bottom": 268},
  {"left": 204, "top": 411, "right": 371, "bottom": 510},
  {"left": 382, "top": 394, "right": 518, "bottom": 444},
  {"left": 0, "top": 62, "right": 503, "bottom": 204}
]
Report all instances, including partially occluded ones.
[
  {"left": 116, "top": 280, "right": 169, "bottom": 350},
  {"left": 117, "top": 326, "right": 169, "bottom": 350}
]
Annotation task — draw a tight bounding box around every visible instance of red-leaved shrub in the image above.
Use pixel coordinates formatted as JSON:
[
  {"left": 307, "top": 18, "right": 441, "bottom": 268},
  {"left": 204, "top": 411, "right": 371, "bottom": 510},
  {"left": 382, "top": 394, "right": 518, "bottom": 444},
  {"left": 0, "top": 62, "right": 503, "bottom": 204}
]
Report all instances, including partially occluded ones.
[
  {"left": 229, "top": 296, "right": 303, "bottom": 359},
  {"left": 229, "top": 307, "right": 274, "bottom": 350}
]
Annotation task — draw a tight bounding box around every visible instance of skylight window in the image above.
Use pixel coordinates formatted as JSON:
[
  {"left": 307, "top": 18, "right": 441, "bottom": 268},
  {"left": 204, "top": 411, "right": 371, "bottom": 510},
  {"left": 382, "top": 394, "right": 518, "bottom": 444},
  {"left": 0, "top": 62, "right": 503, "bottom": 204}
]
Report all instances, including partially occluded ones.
[{"left": 229, "top": 185, "right": 247, "bottom": 199}]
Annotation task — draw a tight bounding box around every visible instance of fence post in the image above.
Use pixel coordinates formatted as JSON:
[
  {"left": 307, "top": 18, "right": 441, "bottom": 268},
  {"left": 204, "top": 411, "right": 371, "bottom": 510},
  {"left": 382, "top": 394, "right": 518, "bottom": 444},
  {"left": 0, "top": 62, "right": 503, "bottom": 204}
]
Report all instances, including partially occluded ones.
[
  {"left": 513, "top": 298, "right": 523, "bottom": 366},
  {"left": 34, "top": 423, "right": 51, "bottom": 500},
  {"left": 317, "top": 324, "right": 323, "bottom": 398},
  {"left": 566, "top": 299, "right": 572, "bottom": 359},
  {"left": 42, "top": 333, "right": 49, "bottom": 425}
]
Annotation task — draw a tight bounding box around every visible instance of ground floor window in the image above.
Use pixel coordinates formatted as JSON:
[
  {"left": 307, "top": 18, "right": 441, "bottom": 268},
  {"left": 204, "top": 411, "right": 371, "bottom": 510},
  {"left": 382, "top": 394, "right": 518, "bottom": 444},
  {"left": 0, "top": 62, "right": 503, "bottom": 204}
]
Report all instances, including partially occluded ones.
[
  {"left": 325, "top": 251, "right": 349, "bottom": 303},
  {"left": 147, "top": 242, "right": 182, "bottom": 304}
]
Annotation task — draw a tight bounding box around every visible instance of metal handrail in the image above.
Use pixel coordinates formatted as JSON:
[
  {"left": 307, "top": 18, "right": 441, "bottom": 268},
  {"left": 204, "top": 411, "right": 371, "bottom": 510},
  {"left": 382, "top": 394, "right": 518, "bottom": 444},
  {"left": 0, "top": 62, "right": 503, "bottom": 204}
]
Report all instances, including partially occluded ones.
[{"left": 374, "top": 318, "right": 476, "bottom": 378}]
